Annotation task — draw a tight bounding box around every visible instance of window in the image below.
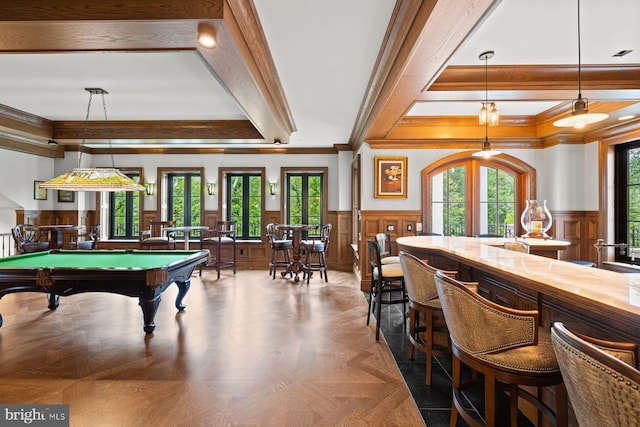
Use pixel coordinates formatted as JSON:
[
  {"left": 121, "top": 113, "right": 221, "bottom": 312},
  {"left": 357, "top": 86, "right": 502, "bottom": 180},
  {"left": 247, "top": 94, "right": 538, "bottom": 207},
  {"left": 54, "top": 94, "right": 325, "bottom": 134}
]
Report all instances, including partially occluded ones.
[
  {"left": 286, "top": 173, "right": 323, "bottom": 228},
  {"left": 108, "top": 172, "right": 142, "bottom": 239},
  {"left": 423, "top": 154, "right": 531, "bottom": 237},
  {"left": 167, "top": 173, "right": 202, "bottom": 232},
  {"left": 478, "top": 166, "right": 516, "bottom": 237},
  {"left": 615, "top": 140, "right": 640, "bottom": 262},
  {"left": 282, "top": 168, "right": 328, "bottom": 238},
  {"left": 226, "top": 173, "right": 262, "bottom": 239}
]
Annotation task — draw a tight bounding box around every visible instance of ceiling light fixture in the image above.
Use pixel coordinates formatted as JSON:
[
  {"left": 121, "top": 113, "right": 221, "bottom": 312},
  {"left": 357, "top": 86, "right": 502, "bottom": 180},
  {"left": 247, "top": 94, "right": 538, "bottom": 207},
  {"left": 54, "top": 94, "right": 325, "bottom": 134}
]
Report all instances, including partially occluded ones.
[
  {"left": 478, "top": 52, "right": 499, "bottom": 127},
  {"left": 40, "top": 88, "right": 145, "bottom": 192},
  {"left": 473, "top": 50, "right": 501, "bottom": 158},
  {"left": 553, "top": 0, "right": 608, "bottom": 129},
  {"left": 197, "top": 23, "right": 217, "bottom": 49}
]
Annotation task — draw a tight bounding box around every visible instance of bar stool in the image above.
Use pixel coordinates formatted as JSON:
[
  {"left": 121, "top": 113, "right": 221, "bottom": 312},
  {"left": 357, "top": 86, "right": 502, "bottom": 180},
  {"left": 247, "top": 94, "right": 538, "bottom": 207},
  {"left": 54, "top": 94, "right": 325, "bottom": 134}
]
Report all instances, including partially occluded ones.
[
  {"left": 199, "top": 220, "right": 237, "bottom": 279},
  {"left": 266, "top": 223, "right": 292, "bottom": 279},
  {"left": 551, "top": 322, "right": 640, "bottom": 427},
  {"left": 140, "top": 220, "right": 176, "bottom": 249},
  {"left": 366, "top": 239, "right": 406, "bottom": 341},
  {"left": 302, "top": 224, "right": 331, "bottom": 284},
  {"left": 399, "top": 251, "right": 458, "bottom": 385},
  {"left": 434, "top": 271, "right": 568, "bottom": 427}
]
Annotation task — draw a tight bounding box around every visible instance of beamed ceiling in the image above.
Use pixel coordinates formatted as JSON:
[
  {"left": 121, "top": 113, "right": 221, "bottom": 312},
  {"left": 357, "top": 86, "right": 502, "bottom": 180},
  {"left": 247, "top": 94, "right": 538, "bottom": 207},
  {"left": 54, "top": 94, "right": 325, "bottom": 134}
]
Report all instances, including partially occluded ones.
[{"left": 0, "top": 0, "right": 638, "bottom": 158}]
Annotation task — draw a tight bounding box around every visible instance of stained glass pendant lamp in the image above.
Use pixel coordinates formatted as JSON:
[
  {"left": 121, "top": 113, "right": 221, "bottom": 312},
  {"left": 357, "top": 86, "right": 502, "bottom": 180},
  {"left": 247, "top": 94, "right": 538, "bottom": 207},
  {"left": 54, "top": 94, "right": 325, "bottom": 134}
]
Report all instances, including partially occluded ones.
[
  {"left": 553, "top": 0, "right": 608, "bottom": 129},
  {"left": 40, "top": 88, "right": 144, "bottom": 192}
]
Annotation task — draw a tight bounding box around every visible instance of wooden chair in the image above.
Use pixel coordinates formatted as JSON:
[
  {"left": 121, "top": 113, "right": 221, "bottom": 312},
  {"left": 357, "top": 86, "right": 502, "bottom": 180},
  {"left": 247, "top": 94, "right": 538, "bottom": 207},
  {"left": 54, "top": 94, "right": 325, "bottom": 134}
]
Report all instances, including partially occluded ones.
[
  {"left": 139, "top": 220, "right": 176, "bottom": 249},
  {"left": 63, "top": 224, "right": 101, "bottom": 250},
  {"left": 375, "top": 232, "right": 400, "bottom": 264},
  {"left": 199, "top": 220, "right": 237, "bottom": 279},
  {"left": 398, "top": 251, "right": 458, "bottom": 385},
  {"left": 551, "top": 322, "right": 640, "bottom": 427},
  {"left": 434, "top": 271, "right": 568, "bottom": 427},
  {"left": 302, "top": 223, "right": 332, "bottom": 284},
  {"left": 11, "top": 224, "right": 49, "bottom": 254},
  {"left": 266, "top": 223, "right": 292, "bottom": 279},
  {"left": 366, "top": 239, "right": 406, "bottom": 341}
]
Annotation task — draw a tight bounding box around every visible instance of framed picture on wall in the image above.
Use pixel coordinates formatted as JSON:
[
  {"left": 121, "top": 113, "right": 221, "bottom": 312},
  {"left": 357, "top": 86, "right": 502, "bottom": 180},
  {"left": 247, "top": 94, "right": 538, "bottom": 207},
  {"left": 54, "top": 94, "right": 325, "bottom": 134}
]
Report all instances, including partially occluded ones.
[
  {"left": 33, "top": 181, "right": 47, "bottom": 200},
  {"left": 374, "top": 156, "right": 407, "bottom": 199},
  {"left": 57, "top": 190, "right": 75, "bottom": 203}
]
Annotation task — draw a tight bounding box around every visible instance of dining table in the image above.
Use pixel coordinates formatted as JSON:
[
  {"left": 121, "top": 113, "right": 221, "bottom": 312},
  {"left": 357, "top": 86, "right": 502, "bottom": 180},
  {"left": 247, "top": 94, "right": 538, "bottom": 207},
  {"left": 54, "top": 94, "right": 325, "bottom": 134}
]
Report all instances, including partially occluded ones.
[
  {"left": 162, "top": 225, "right": 209, "bottom": 250},
  {"left": 24, "top": 224, "right": 84, "bottom": 249},
  {"left": 275, "top": 224, "right": 318, "bottom": 282}
]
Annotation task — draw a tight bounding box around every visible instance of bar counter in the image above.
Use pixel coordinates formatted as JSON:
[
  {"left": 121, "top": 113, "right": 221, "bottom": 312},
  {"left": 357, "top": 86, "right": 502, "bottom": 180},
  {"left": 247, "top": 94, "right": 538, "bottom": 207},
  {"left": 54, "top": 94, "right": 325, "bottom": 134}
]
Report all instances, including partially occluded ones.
[{"left": 397, "top": 235, "right": 640, "bottom": 344}]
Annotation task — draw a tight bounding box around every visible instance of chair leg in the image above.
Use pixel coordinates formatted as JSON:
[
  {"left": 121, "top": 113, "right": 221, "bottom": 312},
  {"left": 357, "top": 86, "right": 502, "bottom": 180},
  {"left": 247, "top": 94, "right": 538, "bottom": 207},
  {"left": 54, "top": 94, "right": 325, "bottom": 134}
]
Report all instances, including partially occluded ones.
[
  {"left": 450, "top": 355, "right": 461, "bottom": 427},
  {"left": 375, "top": 280, "right": 383, "bottom": 341},
  {"left": 425, "top": 307, "right": 434, "bottom": 386},
  {"left": 485, "top": 372, "right": 497, "bottom": 427},
  {"left": 216, "top": 242, "right": 222, "bottom": 279},
  {"left": 366, "top": 280, "right": 374, "bottom": 326},
  {"left": 407, "top": 307, "right": 416, "bottom": 360}
]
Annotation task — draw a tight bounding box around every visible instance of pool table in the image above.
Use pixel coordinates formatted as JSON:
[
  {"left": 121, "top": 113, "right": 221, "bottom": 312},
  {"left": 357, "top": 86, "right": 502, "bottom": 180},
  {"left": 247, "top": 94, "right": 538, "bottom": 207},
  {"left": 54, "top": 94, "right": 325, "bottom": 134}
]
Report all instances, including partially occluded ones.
[{"left": 0, "top": 249, "right": 209, "bottom": 333}]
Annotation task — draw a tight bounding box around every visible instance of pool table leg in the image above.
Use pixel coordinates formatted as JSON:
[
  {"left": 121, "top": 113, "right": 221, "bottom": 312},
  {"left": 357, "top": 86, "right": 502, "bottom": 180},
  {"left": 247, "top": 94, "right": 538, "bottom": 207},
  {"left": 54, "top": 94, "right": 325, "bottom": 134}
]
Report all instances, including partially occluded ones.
[
  {"left": 139, "top": 295, "right": 161, "bottom": 334},
  {"left": 48, "top": 293, "right": 59, "bottom": 310},
  {"left": 175, "top": 279, "right": 190, "bottom": 311}
]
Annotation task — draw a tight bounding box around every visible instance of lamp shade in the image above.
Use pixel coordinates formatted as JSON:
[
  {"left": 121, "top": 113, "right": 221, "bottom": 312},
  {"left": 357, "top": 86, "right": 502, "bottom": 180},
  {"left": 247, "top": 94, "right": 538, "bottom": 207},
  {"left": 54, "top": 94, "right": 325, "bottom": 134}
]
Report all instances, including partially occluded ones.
[{"left": 40, "top": 168, "right": 145, "bottom": 192}]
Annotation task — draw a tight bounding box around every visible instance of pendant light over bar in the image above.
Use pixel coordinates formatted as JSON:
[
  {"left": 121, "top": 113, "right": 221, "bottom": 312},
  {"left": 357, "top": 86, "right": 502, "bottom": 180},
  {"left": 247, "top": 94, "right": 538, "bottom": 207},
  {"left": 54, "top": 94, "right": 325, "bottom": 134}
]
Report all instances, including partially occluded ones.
[
  {"left": 40, "top": 88, "right": 145, "bottom": 192},
  {"left": 553, "top": 0, "right": 608, "bottom": 129},
  {"left": 473, "top": 50, "right": 501, "bottom": 158}
]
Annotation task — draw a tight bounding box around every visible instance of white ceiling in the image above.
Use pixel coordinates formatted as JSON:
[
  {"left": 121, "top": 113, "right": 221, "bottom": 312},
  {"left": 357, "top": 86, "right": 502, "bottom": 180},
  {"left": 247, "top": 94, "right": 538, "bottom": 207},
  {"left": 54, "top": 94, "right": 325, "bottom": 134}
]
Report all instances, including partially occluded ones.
[{"left": 0, "top": 0, "right": 637, "bottom": 148}]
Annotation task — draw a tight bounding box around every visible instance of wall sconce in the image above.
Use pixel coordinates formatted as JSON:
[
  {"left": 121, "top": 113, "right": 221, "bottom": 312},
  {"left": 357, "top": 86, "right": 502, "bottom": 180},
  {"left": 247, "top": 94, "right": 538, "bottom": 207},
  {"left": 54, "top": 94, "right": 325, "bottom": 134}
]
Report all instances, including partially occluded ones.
[
  {"left": 269, "top": 182, "right": 277, "bottom": 196},
  {"left": 145, "top": 183, "right": 155, "bottom": 196},
  {"left": 206, "top": 182, "right": 216, "bottom": 196}
]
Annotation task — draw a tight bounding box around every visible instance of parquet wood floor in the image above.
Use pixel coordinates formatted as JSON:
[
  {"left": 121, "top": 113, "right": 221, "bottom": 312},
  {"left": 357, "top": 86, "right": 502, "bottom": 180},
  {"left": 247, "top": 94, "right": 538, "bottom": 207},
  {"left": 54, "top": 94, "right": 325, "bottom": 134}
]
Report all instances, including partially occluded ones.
[{"left": 0, "top": 269, "right": 425, "bottom": 427}]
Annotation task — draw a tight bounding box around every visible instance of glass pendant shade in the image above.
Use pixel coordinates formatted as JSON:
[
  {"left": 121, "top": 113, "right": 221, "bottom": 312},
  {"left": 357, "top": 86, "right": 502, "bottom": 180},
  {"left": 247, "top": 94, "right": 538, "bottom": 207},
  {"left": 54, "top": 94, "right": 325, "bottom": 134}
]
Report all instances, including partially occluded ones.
[
  {"left": 520, "top": 200, "right": 552, "bottom": 239},
  {"left": 488, "top": 102, "right": 499, "bottom": 126},
  {"left": 479, "top": 103, "right": 488, "bottom": 125}
]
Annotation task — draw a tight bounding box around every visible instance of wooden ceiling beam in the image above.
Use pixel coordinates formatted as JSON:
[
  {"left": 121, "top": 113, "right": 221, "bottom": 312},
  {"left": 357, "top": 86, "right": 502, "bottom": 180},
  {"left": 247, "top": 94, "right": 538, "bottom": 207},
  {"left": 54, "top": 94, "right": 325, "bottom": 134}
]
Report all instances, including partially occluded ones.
[
  {"left": 0, "top": 0, "right": 294, "bottom": 149},
  {"left": 52, "top": 119, "right": 262, "bottom": 140},
  {"left": 428, "top": 64, "right": 640, "bottom": 92},
  {"left": 352, "top": 0, "right": 499, "bottom": 150}
]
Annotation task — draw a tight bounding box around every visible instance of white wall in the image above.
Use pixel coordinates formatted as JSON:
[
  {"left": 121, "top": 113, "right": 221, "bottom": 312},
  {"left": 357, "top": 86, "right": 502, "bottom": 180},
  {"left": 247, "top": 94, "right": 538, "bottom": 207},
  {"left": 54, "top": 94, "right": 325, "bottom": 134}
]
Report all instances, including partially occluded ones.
[
  {"left": 359, "top": 144, "right": 599, "bottom": 213},
  {"left": 91, "top": 151, "right": 349, "bottom": 213},
  {"left": 0, "top": 141, "right": 601, "bottom": 237}
]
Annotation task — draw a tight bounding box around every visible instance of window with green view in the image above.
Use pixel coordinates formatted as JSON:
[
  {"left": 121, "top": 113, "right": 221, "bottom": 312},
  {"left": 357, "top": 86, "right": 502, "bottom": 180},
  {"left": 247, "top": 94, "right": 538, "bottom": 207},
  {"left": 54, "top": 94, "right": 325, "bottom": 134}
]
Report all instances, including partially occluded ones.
[
  {"left": 615, "top": 140, "right": 640, "bottom": 261},
  {"left": 168, "top": 173, "right": 202, "bottom": 237},
  {"left": 109, "top": 173, "right": 141, "bottom": 239},
  {"left": 286, "top": 173, "right": 323, "bottom": 235},
  {"left": 227, "top": 173, "right": 262, "bottom": 239}
]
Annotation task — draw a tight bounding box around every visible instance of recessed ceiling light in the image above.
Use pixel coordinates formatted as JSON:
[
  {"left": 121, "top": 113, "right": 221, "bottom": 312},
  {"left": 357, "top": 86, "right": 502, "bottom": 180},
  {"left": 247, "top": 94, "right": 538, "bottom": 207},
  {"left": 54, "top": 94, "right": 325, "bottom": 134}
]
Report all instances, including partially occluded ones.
[{"left": 619, "top": 115, "right": 636, "bottom": 121}]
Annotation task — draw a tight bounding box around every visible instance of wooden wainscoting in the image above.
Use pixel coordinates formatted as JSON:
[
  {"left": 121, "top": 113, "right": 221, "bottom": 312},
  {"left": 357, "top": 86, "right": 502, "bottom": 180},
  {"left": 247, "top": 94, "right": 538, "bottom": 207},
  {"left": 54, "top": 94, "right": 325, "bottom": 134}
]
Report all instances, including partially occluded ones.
[
  {"left": 552, "top": 210, "right": 601, "bottom": 263},
  {"left": 358, "top": 210, "right": 422, "bottom": 290}
]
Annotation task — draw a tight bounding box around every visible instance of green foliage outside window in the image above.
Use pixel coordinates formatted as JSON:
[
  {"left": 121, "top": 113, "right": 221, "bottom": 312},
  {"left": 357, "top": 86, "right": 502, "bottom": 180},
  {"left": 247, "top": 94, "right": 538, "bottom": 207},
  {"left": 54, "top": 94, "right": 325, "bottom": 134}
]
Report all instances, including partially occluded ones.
[
  {"left": 110, "top": 174, "right": 140, "bottom": 239},
  {"left": 287, "top": 173, "right": 322, "bottom": 235},
  {"left": 229, "top": 174, "right": 262, "bottom": 239}
]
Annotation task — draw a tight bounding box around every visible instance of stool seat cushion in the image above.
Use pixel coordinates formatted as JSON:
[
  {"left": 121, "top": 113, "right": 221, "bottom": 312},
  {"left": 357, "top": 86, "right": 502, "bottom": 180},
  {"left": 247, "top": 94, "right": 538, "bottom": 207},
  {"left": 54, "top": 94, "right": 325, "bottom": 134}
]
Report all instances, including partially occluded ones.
[
  {"left": 373, "top": 263, "right": 404, "bottom": 280},
  {"left": 203, "top": 236, "right": 234, "bottom": 244}
]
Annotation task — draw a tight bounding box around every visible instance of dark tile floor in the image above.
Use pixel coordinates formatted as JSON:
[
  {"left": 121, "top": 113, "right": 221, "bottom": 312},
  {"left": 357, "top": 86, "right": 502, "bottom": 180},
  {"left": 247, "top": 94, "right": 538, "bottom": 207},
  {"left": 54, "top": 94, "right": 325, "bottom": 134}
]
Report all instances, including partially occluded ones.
[{"left": 374, "top": 299, "right": 535, "bottom": 426}]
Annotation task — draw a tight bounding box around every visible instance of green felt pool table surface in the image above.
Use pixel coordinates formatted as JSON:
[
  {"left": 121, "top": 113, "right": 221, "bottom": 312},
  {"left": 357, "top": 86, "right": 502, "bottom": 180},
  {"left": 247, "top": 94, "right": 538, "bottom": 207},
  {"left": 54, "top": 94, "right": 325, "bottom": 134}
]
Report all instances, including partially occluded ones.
[{"left": 0, "top": 249, "right": 200, "bottom": 269}]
